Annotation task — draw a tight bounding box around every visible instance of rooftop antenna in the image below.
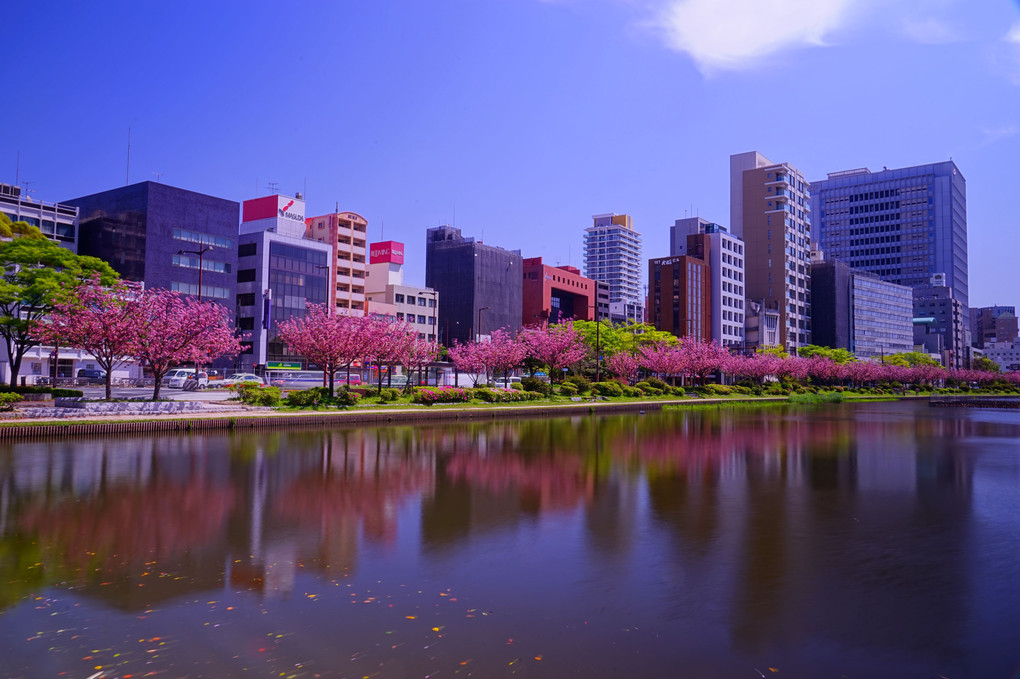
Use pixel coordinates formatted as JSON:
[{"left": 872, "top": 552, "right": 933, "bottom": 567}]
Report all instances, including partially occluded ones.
[
  {"left": 126, "top": 127, "right": 131, "bottom": 185},
  {"left": 14, "top": 151, "right": 19, "bottom": 187},
  {"left": 152, "top": 172, "right": 163, "bottom": 183},
  {"left": 266, "top": 181, "right": 279, "bottom": 195}
]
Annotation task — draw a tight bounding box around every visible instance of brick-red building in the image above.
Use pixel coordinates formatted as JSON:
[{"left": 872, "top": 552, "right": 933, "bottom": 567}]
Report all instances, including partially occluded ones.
[
  {"left": 522, "top": 257, "right": 595, "bottom": 328},
  {"left": 649, "top": 255, "right": 711, "bottom": 341}
]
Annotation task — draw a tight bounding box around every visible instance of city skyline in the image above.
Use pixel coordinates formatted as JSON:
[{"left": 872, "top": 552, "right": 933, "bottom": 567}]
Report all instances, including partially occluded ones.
[{"left": 3, "top": 1, "right": 1019, "bottom": 307}]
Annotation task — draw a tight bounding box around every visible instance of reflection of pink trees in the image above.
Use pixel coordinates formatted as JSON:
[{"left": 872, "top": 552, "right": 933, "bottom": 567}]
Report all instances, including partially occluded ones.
[
  {"left": 445, "top": 455, "right": 592, "bottom": 511},
  {"left": 19, "top": 483, "right": 235, "bottom": 574}
]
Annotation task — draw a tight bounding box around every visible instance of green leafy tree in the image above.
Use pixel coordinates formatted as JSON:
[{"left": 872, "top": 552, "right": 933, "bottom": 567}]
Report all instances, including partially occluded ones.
[
  {"left": 972, "top": 356, "right": 1000, "bottom": 373},
  {"left": 757, "top": 345, "right": 789, "bottom": 359},
  {"left": 0, "top": 217, "right": 119, "bottom": 387},
  {"left": 885, "top": 351, "right": 939, "bottom": 368},
  {"left": 797, "top": 344, "right": 856, "bottom": 364}
]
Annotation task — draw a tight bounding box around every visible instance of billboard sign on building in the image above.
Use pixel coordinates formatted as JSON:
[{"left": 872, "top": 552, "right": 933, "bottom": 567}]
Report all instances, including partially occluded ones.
[
  {"left": 370, "top": 240, "right": 405, "bottom": 264},
  {"left": 242, "top": 195, "right": 306, "bottom": 224}
]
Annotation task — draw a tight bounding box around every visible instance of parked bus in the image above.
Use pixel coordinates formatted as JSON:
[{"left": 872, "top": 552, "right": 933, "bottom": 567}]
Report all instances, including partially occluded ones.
[{"left": 264, "top": 370, "right": 362, "bottom": 389}]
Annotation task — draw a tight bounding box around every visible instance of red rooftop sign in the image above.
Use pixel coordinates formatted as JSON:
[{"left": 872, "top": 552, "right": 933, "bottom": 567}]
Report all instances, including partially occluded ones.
[{"left": 370, "top": 240, "right": 404, "bottom": 264}]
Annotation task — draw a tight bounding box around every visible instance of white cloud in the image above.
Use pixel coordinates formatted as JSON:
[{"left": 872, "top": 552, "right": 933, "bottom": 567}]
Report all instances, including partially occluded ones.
[
  {"left": 1008, "top": 21, "right": 1020, "bottom": 45},
  {"left": 901, "top": 16, "right": 960, "bottom": 44},
  {"left": 981, "top": 125, "right": 1018, "bottom": 145},
  {"left": 649, "top": 0, "right": 860, "bottom": 73}
]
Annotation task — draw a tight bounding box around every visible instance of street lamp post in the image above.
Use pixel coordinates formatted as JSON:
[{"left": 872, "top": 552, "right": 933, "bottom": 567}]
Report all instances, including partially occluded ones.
[
  {"left": 178, "top": 246, "right": 213, "bottom": 301},
  {"left": 178, "top": 245, "right": 212, "bottom": 387}
]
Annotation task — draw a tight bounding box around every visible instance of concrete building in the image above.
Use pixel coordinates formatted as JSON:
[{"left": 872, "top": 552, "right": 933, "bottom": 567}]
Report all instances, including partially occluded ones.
[
  {"left": 811, "top": 162, "right": 968, "bottom": 316},
  {"left": 730, "top": 151, "right": 812, "bottom": 352},
  {"left": 305, "top": 210, "right": 368, "bottom": 315},
  {"left": 744, "top": 300, "right": 781, "bottom": 350},
  {"left": 1, "top": 183, "right": 77, "bottom": 249},
  {"left": 236, "top": 194, "right": 332, "bottom": 371},
  {"left": 648, "top": 255, "right": 711, "bottom": 342},
  {"left": 982, "top": 339, "right": 1020, "bottom": 371},
  {"left": 66, "top": 182, "right": 238, "bottom": 301},
  {"left": 425, "top": 226, "right": 522, "bottom": 345},
  {"left": 970, "top": 306, "right": 1017, "bottom": 348},
  {"left": 670, "top": 217, "right": 745, "bottom": 348},
  {"left": 522, "top": 257, "right": 595, "bottom": 328},
  {"left": 595, "top": 281, "right": 611, "bottom": 322},
  {"left": 811, "top": 258, "right": 914, "bottom": 359},
  {"left": 365, "top": 240, "right": 439, "bottom": 342},
  {"left": 912, "top": 275, "right": 968, "bottom": 368},
  {"left": 583, "top": 213, "right": 643, "bottom": 324}
]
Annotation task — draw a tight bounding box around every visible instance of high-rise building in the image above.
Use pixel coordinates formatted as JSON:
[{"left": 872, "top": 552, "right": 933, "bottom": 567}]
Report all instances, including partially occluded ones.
[
  {"left": 66, "top": 181, "right": 238, "bottom": 302},
  {"left": 425, "top": 226, "right": 522, "bottom": 346},
  {"left": 522, "top": 258, "right": 595, "bottom": 328},
  {"left": 648, "top": 255, "right": 711, "bottom": 341},
  {"left": 811, "top": 257, "right": 914, "bottom": 359},
  {"left": 970, "top": 306, "right": 1017, "bottom": 348},
  {"left": 811, "top": 162, "right": 968, "bottom": 312},
  {"left": 236, "top": 193, "right": 332, "bottom": 371},
  {"left": 583, "top": 213, "right": 643, "bottom": 324},
  {"left": 305, "top": 210, "right": 369, "bottom": 315},
  {"left": 365, "top": 240, "right": 439, "bottom": 343},
  {"left": 1, "top": 183, "right": 77, "bottom": 250},
  {"left": 670, "top": 218, "right": 745, "bottom": 348},
  {"left": 912, "top": 275, "right": 968, "bottom": 368},
  {"left": 730, "top": 151, "right": 812, "bottom": 351}
]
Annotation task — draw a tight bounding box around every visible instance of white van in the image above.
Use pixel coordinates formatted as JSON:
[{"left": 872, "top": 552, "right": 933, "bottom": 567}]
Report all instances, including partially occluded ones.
[{"left": 162, "top": 369, "right": 209, "bottom": 390}]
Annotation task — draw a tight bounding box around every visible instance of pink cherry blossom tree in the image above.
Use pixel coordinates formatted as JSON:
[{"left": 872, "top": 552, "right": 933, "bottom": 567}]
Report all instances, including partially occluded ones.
[
  {"left": 520, "top": 322, "right": 588, "bottom": 382},
  {"left": 277, "top": 303, "right": 361, "bottom": 396},
  {"left": 132, "top": 289, "right": 243, "bottom": 400},
  {"left": 679, "top": 338, "right": 731, "bottom": 385},
  {"left": 639, "top": 342, "right": 687, "bottom": 385},
  {"left": 478, "top": 329, "right": 528, "bottom": 387},
  {"left": 448, "top": 340, "right": 489, "bottom": 386},
  {"left": 400, "top": 337, "right": 441, "bottom": 388},
  {"left": 606, "top": 352, "right": 640, "bottom": 385},
  {"left": 31, "top": 278, "right": 140, "bottom": 400}
]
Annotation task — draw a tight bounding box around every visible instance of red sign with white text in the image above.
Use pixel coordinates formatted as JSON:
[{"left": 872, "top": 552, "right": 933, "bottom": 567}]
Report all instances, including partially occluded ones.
[{"left": 370, "top": 240, "right": 405, "bottom": 264}]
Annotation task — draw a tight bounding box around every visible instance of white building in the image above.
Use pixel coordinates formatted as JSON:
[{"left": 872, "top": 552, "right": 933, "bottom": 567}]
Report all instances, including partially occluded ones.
[
  {"left": 583, "top": 213, "right": 643, "bottom": 324},
  {"left": 365, "top": 240, "right": 439, "bottom": 342},
  {"left": 671, "top": 217, "right": 746, "bottom": 348}
]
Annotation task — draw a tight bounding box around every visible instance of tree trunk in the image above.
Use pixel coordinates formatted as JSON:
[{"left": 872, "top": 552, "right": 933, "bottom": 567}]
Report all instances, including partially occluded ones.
[
  {"left": 8, "top": 350, "right": 24, "bottom": 389},
  {"left": 105, "top": 374, "right": 113, "bottom": 401},
  {"left": 328, "top": 369, "right": 335, "bottom": 398}
]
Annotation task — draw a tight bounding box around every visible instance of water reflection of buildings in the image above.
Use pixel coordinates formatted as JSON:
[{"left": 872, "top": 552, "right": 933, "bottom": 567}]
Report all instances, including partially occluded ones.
[{"left": 0, "top": 404, "right": 993, "bottom": 667}]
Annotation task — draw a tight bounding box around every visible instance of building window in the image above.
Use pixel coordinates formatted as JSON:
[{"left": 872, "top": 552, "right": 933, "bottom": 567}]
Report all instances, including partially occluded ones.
[
  {"left": 173, "top": 228, "right": 233, "bottom": 249},
  {"left": 237, "top": 269, "right": 257, "bottom": 283},
  {"left": 239, "top": 243, "right": 257, "bottom": 257},
  {"left": 395, "top": 294, "right": 405, "bottom": 303}
]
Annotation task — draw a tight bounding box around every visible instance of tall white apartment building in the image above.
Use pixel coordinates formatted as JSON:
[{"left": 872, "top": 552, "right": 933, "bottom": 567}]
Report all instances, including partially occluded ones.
[
  {"left": 306, "top": 210, "right": 369, "bottom": 315},
  {"left": 671, "top": 217, "right": 746, "bottom": 348},
  {"left": 583, "top": 213, "right": 643, "bottom": 324}
]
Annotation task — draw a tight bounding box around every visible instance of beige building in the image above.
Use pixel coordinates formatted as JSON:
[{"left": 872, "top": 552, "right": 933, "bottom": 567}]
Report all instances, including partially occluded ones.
[
  {"left": 731, "top": 151, "right": 812, "bottom": 352},
  {"left": 305, "top": 211, "right": 369, "bottom": 315}
]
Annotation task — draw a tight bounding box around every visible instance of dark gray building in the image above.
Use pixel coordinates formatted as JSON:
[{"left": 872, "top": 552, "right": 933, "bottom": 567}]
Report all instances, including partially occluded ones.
[
  {"left": 65, "top": 182, "right": 238, "bottom": 302},
  {"left": 425, "top": 226, "right": 522, "bottom": 346},
  {"left": 811, "top": 258, "right": 914, "bottom": 359},
  {"left": 913, "top": 278, "right": 968, "bottom": 368}
]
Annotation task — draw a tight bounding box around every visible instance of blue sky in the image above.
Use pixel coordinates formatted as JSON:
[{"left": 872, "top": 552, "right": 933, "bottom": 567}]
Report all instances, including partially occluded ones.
[{"left": 4, "top": 0, "right": 1020, "bottom": 307}]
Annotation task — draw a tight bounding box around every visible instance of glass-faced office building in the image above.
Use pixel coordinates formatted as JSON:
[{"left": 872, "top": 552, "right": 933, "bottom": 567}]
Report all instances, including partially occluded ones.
[
  {"left": 812, "top": 161, "right": 968, "bottom": 311},
  {"left": 65, "top": 182, "right": 239, "bottom": 301}
]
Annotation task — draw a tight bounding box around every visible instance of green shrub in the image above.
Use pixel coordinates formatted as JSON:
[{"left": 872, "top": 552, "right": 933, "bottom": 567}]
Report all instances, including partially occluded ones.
[
  {"left": 564, "top": 374, "right": 592, "bottom": 394},
  {"left": 644, "top": 376, "right": 670, "bottom": 391},
  {"left": 412, "top": 387, "right": 473, "bottom": 406},
  {"left": 285, "top": 387, "right": 331, "bottom": 407},
  {"left": 361, "top": 387, "right": 379, "bottom": 398},
  {"left": 509, "top": 382, "right": 523, "bottom": 391},
  {"left": 0, "top": 392, "right": 22, "bottom": 410},
  {"left": 788, "top": 391, "right": 845, "bottom": 404},
  {"left": 472, "top": 388, "right": 540, "bottom": 403},
  {"left": 635, "top": 382, "right": 663, "bottom": 396},
  {"left": 334, "top": 388, "right": 362, "bottom": 407},
  {"left": 379, "top": 388, "right": 400, "bottom": 402},
  {"left": 521, "top": 377, "right": 552, "bottom": 396},
  {"left": 235, "top": 383, "right": 282, "bottom": 406},
  {"left": 623, "top": 386, "right": 643, "bottom": 397},
  {"left": 699, "top": 384, "right": 733, "bottom": 396},
  {"left": 592, "top": 381, "right": 623, "bottom": 397},
  {"left": 730, "top": 385, "right": 751, "bottom": 395},
  {"left": 670, "top": 386, "right": 686, "bottom": 397},
  {"left": 51, "top": 388, "right": 84, "bottom": 398},
  {"left": 558, "top": 382, "right": 579, "bottom": 396}
]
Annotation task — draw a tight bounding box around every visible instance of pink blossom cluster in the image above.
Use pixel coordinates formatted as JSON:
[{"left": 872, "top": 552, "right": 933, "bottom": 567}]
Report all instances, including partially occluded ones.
[{"left": 411, "top": 386, "right": 473, "bottom": 406}]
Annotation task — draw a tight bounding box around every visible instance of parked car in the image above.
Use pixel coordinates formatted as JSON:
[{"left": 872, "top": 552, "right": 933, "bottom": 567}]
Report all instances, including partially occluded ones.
[
  {"left": 221, "top": 373, "right": 265, "bottom": 387},
  {"left": 162, "top": 369, "right": 209, "bottom": 390},
  {"left": 76, "top": 368, "right": 107, "bottom": 384}
]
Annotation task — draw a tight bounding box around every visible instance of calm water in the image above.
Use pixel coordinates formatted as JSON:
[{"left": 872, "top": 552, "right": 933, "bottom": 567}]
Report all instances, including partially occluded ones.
[{"left": 1, "top": 400, "right": 1019, "bottom": 679}]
